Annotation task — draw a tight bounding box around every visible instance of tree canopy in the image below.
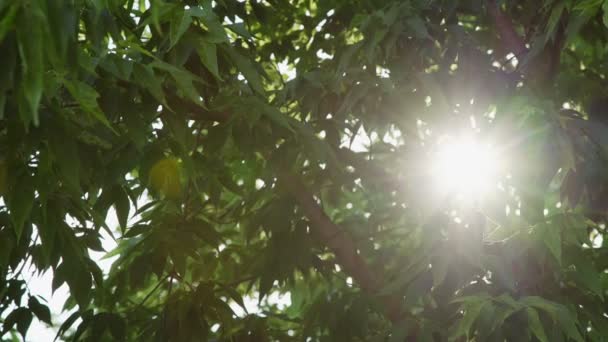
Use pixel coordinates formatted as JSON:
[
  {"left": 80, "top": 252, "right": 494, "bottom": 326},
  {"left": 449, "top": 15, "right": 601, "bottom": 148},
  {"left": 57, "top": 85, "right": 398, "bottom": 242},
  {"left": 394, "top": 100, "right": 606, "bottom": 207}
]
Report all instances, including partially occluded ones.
[{"left": 1, "top": 0, "right": 608, "bottom": 341}]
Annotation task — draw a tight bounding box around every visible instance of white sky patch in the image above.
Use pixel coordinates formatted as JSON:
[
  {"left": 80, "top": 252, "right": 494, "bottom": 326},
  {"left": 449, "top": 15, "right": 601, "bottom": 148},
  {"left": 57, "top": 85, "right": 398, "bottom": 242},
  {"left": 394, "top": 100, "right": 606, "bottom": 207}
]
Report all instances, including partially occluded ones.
[
  {"left": 340, "top": 125, "right": 369, "bottom": 152},
  {"left": 277, "top": 60, "right": 296, "bottom": 81},
  {"left": 593, "top": 233, "right": 603, "bottom": 248},
  {"left": 376, "top": 66, "right": 390, "bottom": 78},
  {"left": 316, "top": 49, "right": 333, "bottom": 60},
  {"left": 315, "top": 19, "right": 327, "bottom": 32},
  {"left": 108, "top": 37, "right": 116, "bottom": 51},
  {"left": 255, "top": 179, "right": 265, "bottom": 190},
  {"left": 229, "top": 292, "right": 292, "bottom": 317}
]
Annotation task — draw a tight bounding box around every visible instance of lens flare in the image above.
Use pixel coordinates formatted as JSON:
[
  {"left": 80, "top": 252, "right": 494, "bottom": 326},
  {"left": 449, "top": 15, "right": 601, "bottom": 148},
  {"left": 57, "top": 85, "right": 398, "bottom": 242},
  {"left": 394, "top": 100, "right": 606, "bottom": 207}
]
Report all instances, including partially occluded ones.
[{"left": 431, "top": 136, "right": 501, "bottom": 202}]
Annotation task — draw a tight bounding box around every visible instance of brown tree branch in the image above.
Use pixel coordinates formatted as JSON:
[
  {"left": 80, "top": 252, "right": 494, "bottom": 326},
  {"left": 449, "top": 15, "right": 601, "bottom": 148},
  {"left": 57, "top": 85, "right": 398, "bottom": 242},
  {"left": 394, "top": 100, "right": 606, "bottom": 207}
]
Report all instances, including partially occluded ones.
[
  {"left": 487, "top": 1, "right": 527, "bottom": 58},
  {"left": 278, "top": 171, "right": 404, "bottom": 322},
  {"left": 487, "top": 1, "right": 569, "bottom": 86},
  {"left": 280, "top": 173, "right": 379, "bottom": 291},
  {"left": 174, "top": 94, "right": 406, "bottom": 323}
]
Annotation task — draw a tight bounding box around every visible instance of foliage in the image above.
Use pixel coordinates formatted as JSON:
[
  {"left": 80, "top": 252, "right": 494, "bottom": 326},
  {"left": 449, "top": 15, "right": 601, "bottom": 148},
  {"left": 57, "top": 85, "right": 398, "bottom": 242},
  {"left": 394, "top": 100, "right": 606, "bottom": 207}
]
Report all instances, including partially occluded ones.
[{"left": 1, "top": 0, "right": 608, "bottom": 341}]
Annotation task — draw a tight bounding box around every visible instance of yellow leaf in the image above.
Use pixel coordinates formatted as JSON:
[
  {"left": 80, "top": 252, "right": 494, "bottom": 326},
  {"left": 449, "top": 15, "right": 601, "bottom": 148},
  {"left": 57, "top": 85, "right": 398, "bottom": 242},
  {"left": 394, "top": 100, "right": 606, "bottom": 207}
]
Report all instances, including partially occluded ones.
[{"left": 149, "top": 157, "right": 182, "bottom": 199}]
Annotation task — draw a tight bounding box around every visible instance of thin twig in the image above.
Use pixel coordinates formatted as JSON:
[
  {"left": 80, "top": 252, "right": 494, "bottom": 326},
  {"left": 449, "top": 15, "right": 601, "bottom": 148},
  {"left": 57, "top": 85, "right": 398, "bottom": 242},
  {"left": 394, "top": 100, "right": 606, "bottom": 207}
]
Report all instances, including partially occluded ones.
[{"left": 137, "top": 274, "right": 170, "bottom": 308}]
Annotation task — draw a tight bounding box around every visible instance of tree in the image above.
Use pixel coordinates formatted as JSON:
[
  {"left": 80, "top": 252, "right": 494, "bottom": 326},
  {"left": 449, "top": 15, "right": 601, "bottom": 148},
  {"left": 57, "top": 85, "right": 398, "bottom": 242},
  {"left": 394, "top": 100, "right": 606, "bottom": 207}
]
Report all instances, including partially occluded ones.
[{"left": 1, "top": 0, "right": 608, "bottom": 340}]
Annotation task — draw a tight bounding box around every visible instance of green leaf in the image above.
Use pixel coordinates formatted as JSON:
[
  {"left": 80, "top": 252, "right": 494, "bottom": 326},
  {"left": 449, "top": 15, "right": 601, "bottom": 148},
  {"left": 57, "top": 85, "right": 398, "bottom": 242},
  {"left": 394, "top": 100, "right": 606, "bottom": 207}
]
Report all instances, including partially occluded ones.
[
  {"left": 133, "top": 63, "right": 167, "bottom": 106},
  {"left": 72, "top": 314, "right": 93, "bottom": 341},
  {"left": 148, "top": 0, "right": 176, "bottom": 33},
  {"left": 17, "top": 310, "right": 33, "bottom": 339},
  {"left": 107, "top": 314, "right": 126, "bottom": 340},
  {"left": 3, "top": 308, "right": 32, "bottom": 340},
  {"left": 545, "top": 2, "right": 567, "bottom": 43},
  {"left": 474, "top": 302, "right": 498, "bottom": 340},
  {"left": 59, "top": 228, "right": 93, "bottom": 308},
  {"left": 496, "top": 293, "right": 525, "bottom": 310},
  {"left": 65, "top": 264, "right": 92, "bottom": 309},
  {"left": 55, "top": 310, "right": 82, "bottom": 341},
  {"left": 487, "top": 305, "right": 518, "bottom": 336},
  {"left": 602, "top": 0, "right": 608, "bottom": 27},
  {"left": 570, "top": 251, "right": 603, "bottom": 298},
  {"left": 0, "top": 230, "right": 14, "bottom": 268},
  {"left": 222, "top": 46, "right": 266, "bottom": 95},
  {"left": 527, "top": 307, "right": 548, "bottom": 342},
  {"left": 556, "top": 308, "right": 584, "bottom": 342},
  {"left": 521, "top": 296, "right": 562, "bottom": 318},
  {"left": 7, "top": 174, "right": 35, "bottom": 240},
  {"left": 226, "top": 22, "right": 254, "bottom": 40},
  {"left": 197, "top": 38, "right": 221, "bottom": 80},
  {"left": 49, "top": 129, "right": 80, "bottom": 190},
  {"left": 123, "top": 224, "right": 151, "bottom": 238},
  {"left": 261, "top": 103, "right": 293, "bottom": 132},
  {"left": 99, "top": 55, "right": 134, "bottom": 82},
  {"left": 169, "top": 7, "right": 192, "bottom": 48},
  {"left": 450, "top": 300, "right": 488, "bottom": 340},
  {"left": 28, "top": 296, "right": 52, "bottom": 325},
  {"left": 114, "top": 186, "right": 130, "bottom": 233},
  {"left": 574, "top": 0, "right": 603, "bottom": 11},
  {"left": 151, "top": 60, "right": 204, "bottom": 106},
  {"left": 16, "top": 6, "right": 45, "bottom": 127},
  {"left": 0, "top": 2, "right": 19, "bottom": 43},
  {"left": 219, "top": 284, "right": 247, "bottom": 313},
  {"left": 96, "top": 312, "right": 126, "bottom": 340},
  {"left": 539, "top": 223, "right": 561, "bottom": 265},
  {"left": 566, "top": 7, "right": 598, "bottom": 43},
  {"left": 63, "top": 79, "right": 113, "bottom": 129},
  {"left": 198, "top": 6, "right": 228, "bottom": 43}
]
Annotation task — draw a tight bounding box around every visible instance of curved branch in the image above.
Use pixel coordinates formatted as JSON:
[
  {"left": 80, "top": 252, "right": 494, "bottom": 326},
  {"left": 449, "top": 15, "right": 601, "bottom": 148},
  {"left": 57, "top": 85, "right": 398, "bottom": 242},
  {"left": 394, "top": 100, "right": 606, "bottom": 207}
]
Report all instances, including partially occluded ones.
[
  {"left": 279, "top": 173, "right": 380, "bottom": 292},
  {"left": 487, "top": 1, "right": 527, "bottom": 58},
  {"left": 278, "top": 171, "right": 404, "bottom": 323},
  {"left": 181, "top": 98, "right": 406, "bottom": 322}
]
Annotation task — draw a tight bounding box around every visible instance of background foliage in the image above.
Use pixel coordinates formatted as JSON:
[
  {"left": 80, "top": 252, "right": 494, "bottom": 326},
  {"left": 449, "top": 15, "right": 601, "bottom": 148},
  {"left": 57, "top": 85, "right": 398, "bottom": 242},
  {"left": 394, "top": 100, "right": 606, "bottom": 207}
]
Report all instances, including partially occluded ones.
[{"left": 1, "top": 0, "right": 608, "bottom": 340}]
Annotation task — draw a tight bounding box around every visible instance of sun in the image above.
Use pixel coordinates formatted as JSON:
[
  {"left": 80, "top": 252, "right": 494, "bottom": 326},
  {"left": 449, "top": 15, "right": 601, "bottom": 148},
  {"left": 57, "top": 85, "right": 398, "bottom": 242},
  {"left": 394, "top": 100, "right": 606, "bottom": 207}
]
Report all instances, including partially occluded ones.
[{"left": 431, "top": 135, "right": 501, "bottom": 202}]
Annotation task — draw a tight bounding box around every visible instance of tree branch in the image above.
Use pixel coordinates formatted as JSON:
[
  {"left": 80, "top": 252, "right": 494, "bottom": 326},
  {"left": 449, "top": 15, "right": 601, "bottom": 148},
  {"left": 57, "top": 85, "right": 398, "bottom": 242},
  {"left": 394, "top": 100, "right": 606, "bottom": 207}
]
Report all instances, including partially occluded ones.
[
  {"left": 178, "top": 96, "right": 406, "bottom": 322},
  {"left": 278, "top": 171, "right": 404, "bottom": 322},
  {"left": 487, "top": 1, "right": 568, "bottom": 85},
  {"left": 487, "top": 1, "right": 527, "bottom": 58}
]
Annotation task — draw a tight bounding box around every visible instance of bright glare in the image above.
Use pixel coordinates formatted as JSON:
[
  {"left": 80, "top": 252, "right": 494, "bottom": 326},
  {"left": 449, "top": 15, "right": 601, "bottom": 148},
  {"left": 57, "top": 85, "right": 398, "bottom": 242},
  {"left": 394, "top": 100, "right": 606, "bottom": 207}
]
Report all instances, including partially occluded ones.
[{"left": 431, "top": 136, "right": 501, "bottom": 202}]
